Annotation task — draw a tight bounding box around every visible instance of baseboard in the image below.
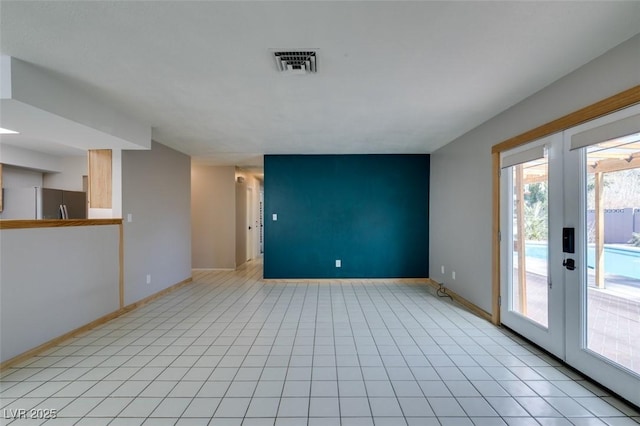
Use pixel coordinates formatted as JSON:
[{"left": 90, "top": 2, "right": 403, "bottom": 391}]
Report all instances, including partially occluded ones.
[
  {"left": 261, "top": 278, "right": 430, "bottom": 284},
  {"left": 0, "top": 276, "right": 193, "bottom": 371},
  {"left": 260, "top": 276, "right": 491, "bottom": 322},
  {"left": 120, "top": 277, "right": 193, "bottom": 313},
  {"left": 0, "top": 275, "right": 489, "bottom": 370},
  {"left": 426, "top": 278, "right": 492, "bottom": 322},
  {"left": 192, "top": 268, "right": 235, "bottom": 272},
  {"left": 0, "top": 309, "right": 124, "bottom": 371}
]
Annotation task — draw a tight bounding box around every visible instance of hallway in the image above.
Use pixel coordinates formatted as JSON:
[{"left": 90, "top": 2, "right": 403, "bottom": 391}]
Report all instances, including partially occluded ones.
[{"left": 1, "top": 261, "right": 638, "bottom": 425}]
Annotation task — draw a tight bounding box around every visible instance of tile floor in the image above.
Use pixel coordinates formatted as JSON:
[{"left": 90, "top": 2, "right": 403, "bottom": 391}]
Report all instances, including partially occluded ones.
[{"left": 1, "top": 260, "right": 639, "bottom": 425}]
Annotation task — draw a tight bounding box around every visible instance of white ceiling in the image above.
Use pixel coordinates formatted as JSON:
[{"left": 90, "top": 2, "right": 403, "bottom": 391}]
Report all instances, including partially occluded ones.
[{"left": 1, "top": 1, "right": 639, "bottom": 168}]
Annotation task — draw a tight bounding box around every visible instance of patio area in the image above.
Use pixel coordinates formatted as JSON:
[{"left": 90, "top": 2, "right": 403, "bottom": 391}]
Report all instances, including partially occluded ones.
[{"left": 515, "top": 267, "right": 640, "bottom": 375}]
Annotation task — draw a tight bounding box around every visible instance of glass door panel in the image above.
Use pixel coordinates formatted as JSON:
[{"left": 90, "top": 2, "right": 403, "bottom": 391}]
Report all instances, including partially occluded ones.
[
  {"left": 510, "top": 159, "right": 549, "bottom": 327},
  {"left": 564, "top": 104, "right": 640, "bottom": 407},
  {"left": 501, "top": 105, "right": 640, "bottom": 406},
  {"left": 584, "top": 136, "right": 640, "bottom": 375},
  {"left": 501, "top": 134, "right": 564, "bottom": 357}
]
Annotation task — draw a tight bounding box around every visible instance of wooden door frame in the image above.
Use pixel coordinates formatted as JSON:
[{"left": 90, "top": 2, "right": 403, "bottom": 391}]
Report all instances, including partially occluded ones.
[{"left": 490, "top": 85, "right": 640, "bottom": 325}]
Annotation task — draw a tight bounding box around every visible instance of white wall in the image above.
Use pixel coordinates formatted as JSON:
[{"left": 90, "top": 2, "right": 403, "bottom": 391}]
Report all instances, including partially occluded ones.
[
  {"left": 121, "top": 141, "right": 191, "bottom": 305},
  {"left": 1, "top": 164, "right": 43, "bottom": 188},
  {"left": 43, "top": 155, "right": 86, "bottom": 191},
  {"left": 0, "top": 144, "right": 61, "bottom": 172},
  {"left": 0, "top": 224, "right": 120, "bottom": 362},
  {"left": 5, "top": 56, "right": 151, "bottom": 151},
  {"left": 0, "top": 165, "right": 44, "bottom": 219},
  {"left": 191, "top": 165, "right": 236, "bottom": 269},
  {"left": 429, "top": 34, "right": 640, "bottom": 314}
]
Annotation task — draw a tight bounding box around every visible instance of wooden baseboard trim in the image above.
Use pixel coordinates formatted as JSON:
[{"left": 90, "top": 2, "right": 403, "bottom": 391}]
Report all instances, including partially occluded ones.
[
  {"left": 261, "top": 278, "right": 430, "bottom": 284},
  {"left": 426, "top": 279, "right": 493, "bottom": 322},
  {"left": 0, "top": 275, "right": 488, "bottom": 370},
  {"left": 120, "top": 277, "right": 193, "bottom": 314},
  {"left": 193, "top": 268, "right": 235, "bottom": 272},
  {"left": 0, "top": 276, "right": 193, "bottom": 371},
  {"left": 261, "top": 277, "right": 491, "bottom": 321},
  {"left": 0, "top": 310, "right": 122, "bottom": 371}
]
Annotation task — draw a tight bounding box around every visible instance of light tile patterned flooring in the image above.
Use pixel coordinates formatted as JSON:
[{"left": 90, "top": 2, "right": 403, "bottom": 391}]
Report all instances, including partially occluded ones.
[{"left": 1, "top": 260, "right": 639, "bottom": 425}]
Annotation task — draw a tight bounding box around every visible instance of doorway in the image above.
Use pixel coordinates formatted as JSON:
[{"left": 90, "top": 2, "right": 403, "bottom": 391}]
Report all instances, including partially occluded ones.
[
  {"left": 235, "top": 178, "right": 247, "bottom": 267},
  {"left": 499, "top": 104, "right": 640, "bottom": 406}
]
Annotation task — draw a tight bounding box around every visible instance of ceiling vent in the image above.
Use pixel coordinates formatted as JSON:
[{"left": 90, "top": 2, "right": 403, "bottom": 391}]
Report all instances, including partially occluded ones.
[{"left": 274, "top": 51, "right": 317, "bottom": 74}]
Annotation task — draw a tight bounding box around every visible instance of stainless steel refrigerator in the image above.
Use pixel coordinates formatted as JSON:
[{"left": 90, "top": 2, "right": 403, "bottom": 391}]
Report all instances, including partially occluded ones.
[{"left": 0, "top": 187, "right": 86, "bottom": 219}]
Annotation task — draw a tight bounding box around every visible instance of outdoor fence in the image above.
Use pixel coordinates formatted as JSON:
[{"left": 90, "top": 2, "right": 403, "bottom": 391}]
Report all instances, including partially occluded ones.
[{"left": 587, "top": 208, "right": 640, "bottom": 244}]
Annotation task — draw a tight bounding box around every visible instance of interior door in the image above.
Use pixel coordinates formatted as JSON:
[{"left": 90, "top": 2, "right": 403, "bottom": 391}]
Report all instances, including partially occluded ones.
[
  {"left": 247, "top": 186, "right": 254, "bottom": 261},
  {"left": 563, "top": 104, "right": 640, "bottom": 407},
  {"left": 235, "top": 179, "right": 248, "bottom": 267},
  {"left": 500, "top": 133, "right": 565, "bottom": 357}
]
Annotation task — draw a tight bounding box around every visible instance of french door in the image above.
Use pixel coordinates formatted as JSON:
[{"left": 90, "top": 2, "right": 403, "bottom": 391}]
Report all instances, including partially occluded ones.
[
  {"left": 501, "top": 104, "right": 640, "bottom": 406},
  {"left": 500, "top": 133, "right": 565, "bottom": 357}
]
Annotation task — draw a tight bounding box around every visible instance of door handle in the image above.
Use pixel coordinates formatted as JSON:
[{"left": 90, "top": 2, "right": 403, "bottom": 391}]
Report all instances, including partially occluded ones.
[
  {"left": 563, "top": 258, "right": 575, "bottom": 271},
  {"left": 563, "top": 228, "right": 575, "bottom": 253}
]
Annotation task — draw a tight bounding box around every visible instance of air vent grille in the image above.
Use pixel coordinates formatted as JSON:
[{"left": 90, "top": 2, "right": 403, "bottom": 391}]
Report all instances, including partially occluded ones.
[{"left": 274, "top": 51, "right": 317, "bottom": 74}]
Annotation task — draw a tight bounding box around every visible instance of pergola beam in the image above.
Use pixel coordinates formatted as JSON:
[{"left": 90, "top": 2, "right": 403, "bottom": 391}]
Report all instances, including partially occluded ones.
[
  {"left": 522, "top": 175, "right": 548, "bottom": 184},
  {"left": 588, "top": 153, "right": 640, "bottom": 174}
]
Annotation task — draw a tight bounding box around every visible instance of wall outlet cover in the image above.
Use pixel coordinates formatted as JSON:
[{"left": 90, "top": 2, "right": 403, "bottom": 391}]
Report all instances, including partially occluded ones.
[{"left": 335, "top": 259, "right": 341, "bottom": 268}]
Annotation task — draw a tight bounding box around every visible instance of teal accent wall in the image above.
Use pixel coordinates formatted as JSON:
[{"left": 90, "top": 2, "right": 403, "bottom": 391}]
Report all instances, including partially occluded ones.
[{"left": 264, "top": 154, "right": 429, "bottom": 278}]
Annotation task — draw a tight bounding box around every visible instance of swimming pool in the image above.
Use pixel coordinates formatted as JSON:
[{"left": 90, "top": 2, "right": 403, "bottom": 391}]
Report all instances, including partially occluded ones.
[{"left": 525, "top": 241, "right": 640, "bottom": 280}]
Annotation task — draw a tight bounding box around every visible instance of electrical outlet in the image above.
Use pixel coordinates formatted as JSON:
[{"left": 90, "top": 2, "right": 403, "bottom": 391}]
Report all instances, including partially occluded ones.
[
  {"left": 146, "top": 274, "right": 151, "bottom": 284},
  {"left": 272, "top": 213, "right": 278, "bottom": 221},
  {"left": 452, "top": 271, "right": 456, "bottom": 280},
  {"left": 127, "top": 213, "right": 133, "bottom": 223},
  {"left": 335, "top": 259, "right": 341, "bottom": 268},
  {"left": 441, "top": 265, "right": 445, "bottom": 274}
]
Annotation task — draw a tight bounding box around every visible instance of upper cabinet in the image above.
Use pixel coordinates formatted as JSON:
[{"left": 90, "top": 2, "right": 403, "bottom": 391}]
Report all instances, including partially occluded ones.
[{"left": 88, "top": 149, "right": 112, "bottom": 209}]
